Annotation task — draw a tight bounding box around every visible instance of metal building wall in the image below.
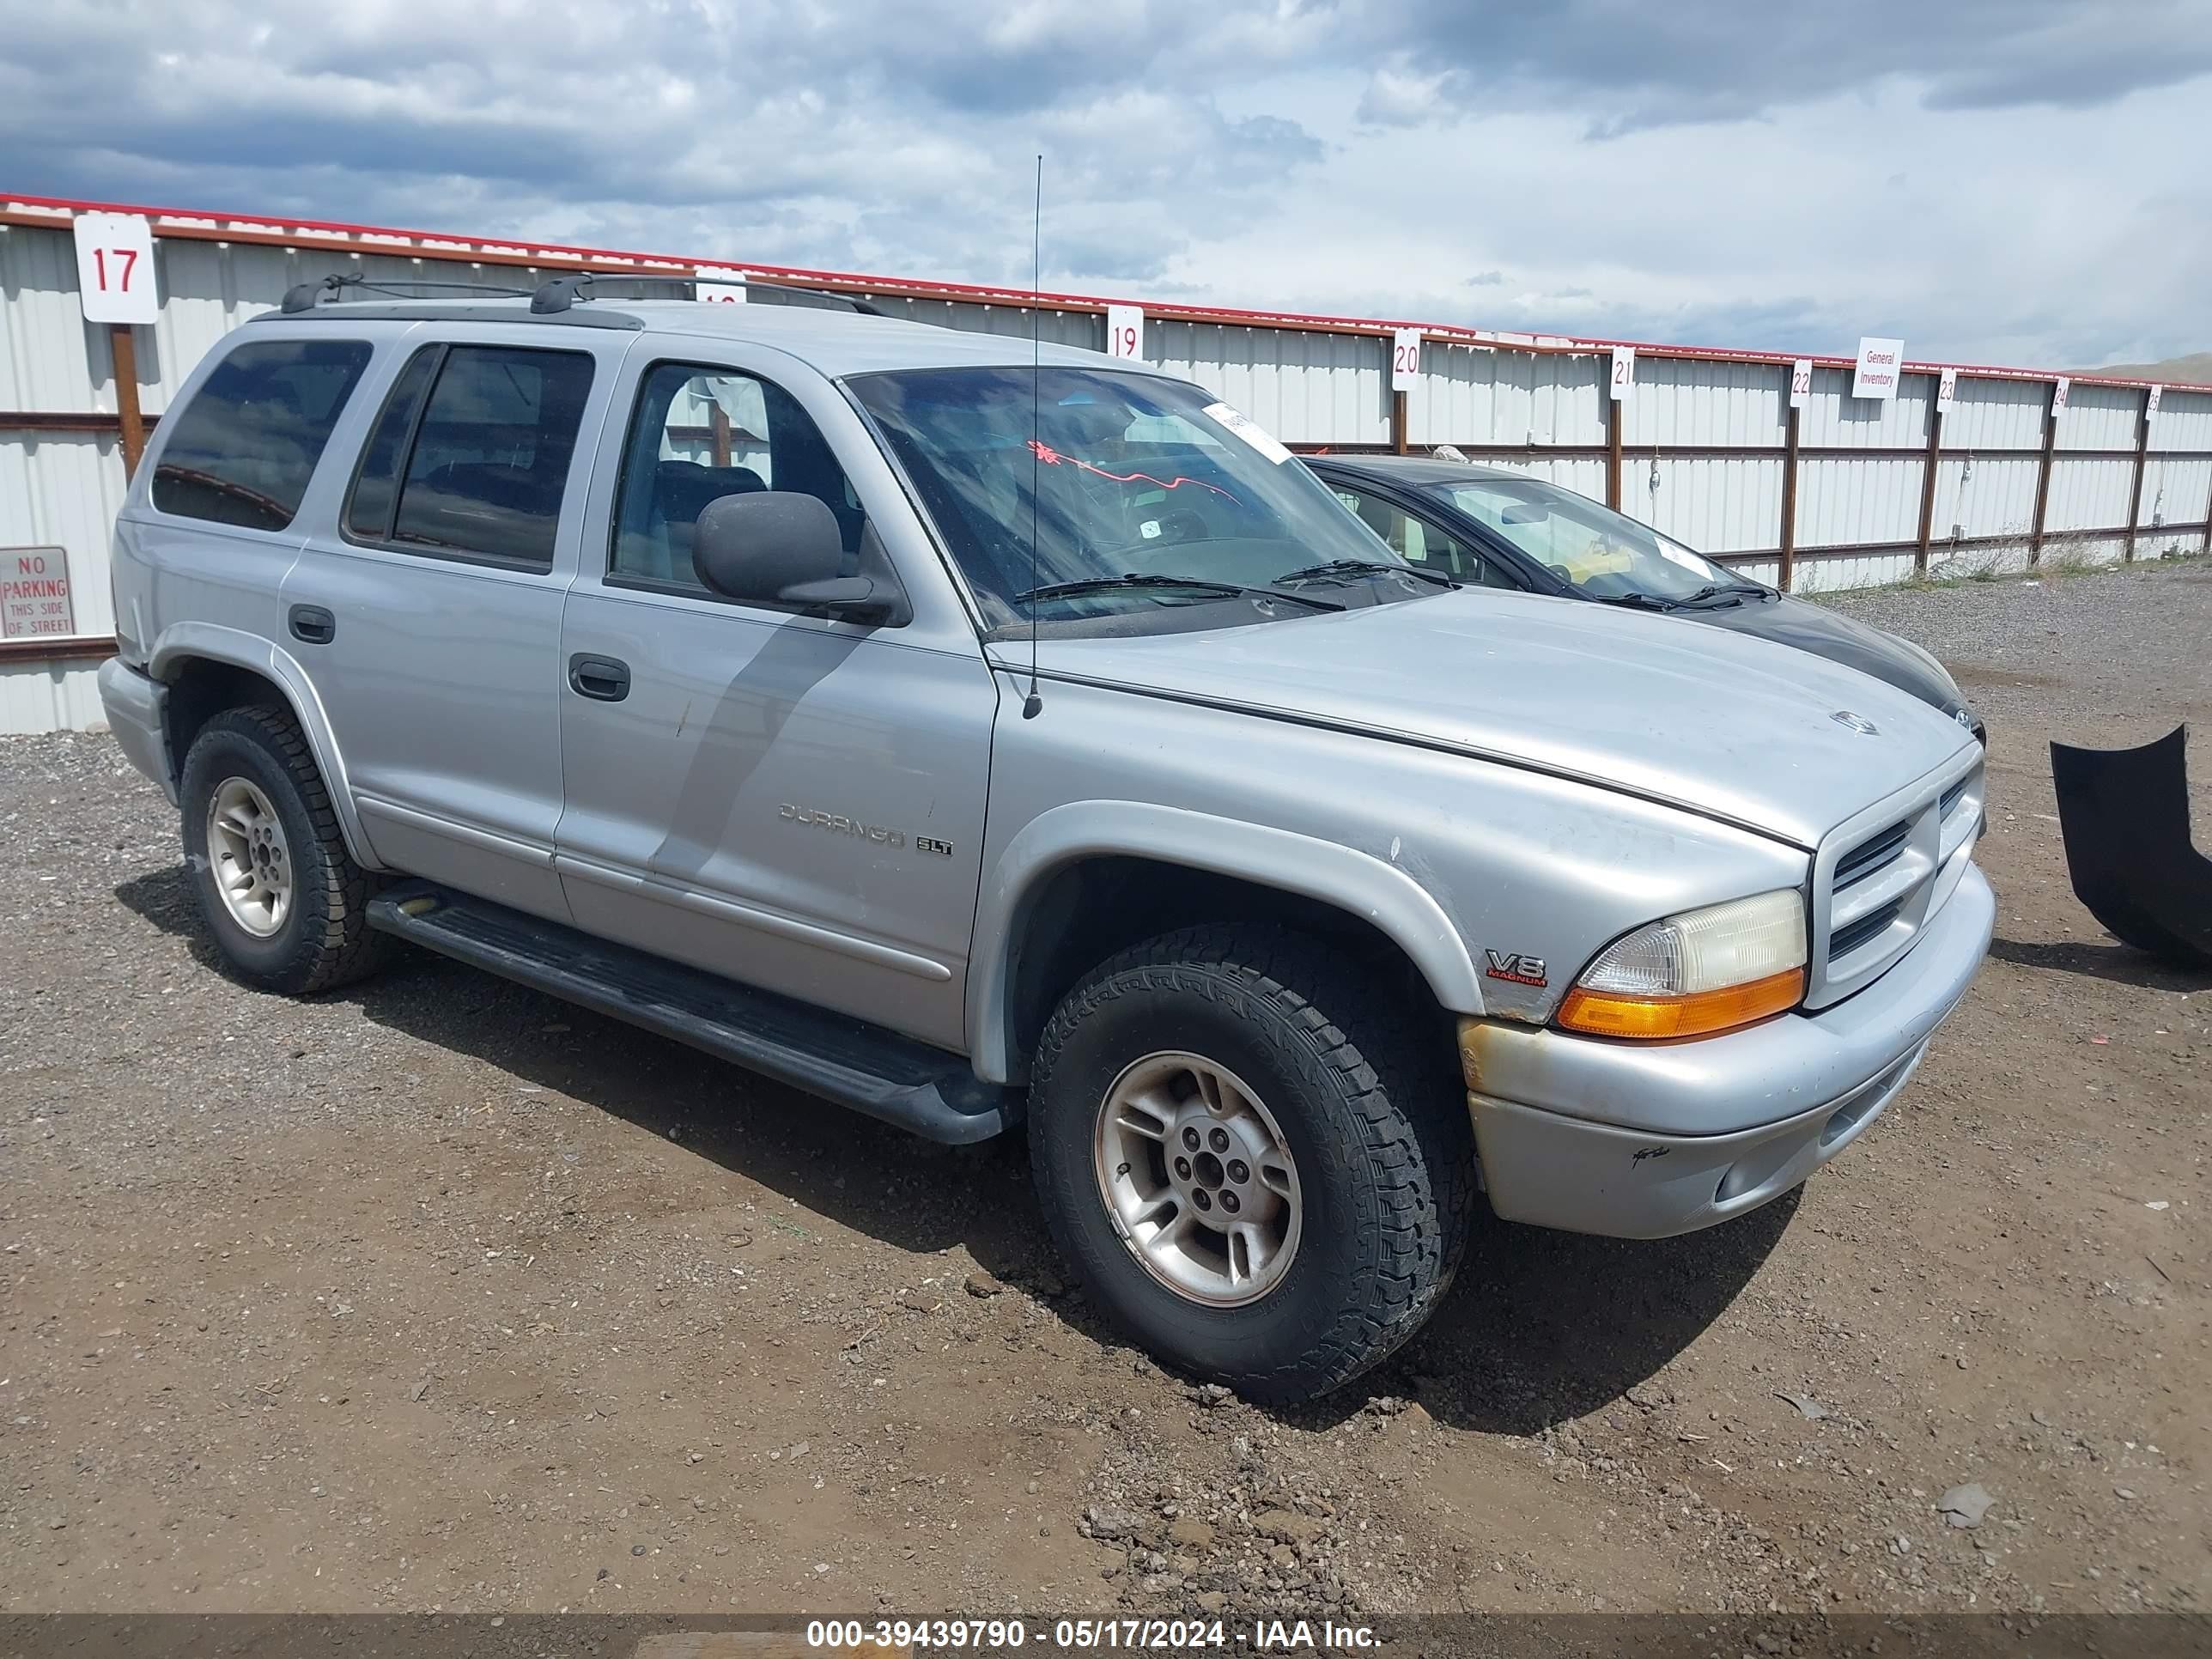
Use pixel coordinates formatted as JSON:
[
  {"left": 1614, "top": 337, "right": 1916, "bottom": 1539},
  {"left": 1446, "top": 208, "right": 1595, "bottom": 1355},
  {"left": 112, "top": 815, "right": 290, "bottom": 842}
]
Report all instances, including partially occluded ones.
[{"left": 5, "top": 198, "right": 2212, "bottom": 735}]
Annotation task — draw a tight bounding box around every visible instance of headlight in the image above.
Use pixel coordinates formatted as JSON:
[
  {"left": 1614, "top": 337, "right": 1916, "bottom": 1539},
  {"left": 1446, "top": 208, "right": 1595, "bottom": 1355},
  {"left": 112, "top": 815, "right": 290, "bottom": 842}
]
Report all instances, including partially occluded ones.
[{"left": 1556, "top": 889, "right": 1807, "bottom": 1040}]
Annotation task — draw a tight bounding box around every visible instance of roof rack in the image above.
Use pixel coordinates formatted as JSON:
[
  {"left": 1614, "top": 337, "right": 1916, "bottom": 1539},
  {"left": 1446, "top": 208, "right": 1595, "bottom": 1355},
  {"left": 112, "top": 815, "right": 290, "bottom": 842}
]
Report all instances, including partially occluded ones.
[
  {"left": 279, "top": 273, "right": 534, "bottom": 313},
  {"left": 529, "top": 271, "right": 885, "bottom": 316}
]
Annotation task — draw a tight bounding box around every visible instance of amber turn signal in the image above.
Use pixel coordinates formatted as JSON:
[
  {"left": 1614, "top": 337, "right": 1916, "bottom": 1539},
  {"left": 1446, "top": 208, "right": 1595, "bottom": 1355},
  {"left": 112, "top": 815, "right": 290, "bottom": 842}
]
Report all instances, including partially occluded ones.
[{"left": 1555, "top": 966, "right": 1805, "bottom": 1040}]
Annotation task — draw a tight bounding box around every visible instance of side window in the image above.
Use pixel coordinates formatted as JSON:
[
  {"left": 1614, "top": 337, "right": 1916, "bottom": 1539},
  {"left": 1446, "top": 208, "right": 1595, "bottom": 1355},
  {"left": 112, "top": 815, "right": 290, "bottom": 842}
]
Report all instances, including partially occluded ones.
[
  {"left": 611, "top": 362, "right": 866, "bottom": 594},
  {"left": 151, "top": 339, "right": 373, "bottom": 530},
  {"left": 1337, "top": 486, "right": 1513, "bottom": 587},
  {"left": 342, "top": 344, "right": 595, "bottom": 569}
]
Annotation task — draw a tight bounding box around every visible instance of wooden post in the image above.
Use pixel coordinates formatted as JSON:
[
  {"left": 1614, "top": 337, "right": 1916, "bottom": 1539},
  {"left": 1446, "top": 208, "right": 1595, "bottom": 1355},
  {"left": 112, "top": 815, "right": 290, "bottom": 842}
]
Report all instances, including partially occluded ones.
[
  {"left": 1778, "top": 402, "right": 1801, "bottom": 593},
  {"left": 2028, "top": 380, "right": 2059, "bottom": 566},
  {"left": 109, "top": 323, "right": 147, "bottom": 478},
  {"left": 2123, "top": 386, "right": 2151, "bottom": 562},
  {"left": 1914, "top": 394, "right": 1944, "bottom": 579},
  {"left": 1389, "top": 388, "right": 1408, "bottom": 455},
  {"left": 709, "top": 401, "right": 732, "bottom": 468},
  {"left": 1605, "top": 394, "right": 1623, "bottom": 511}
]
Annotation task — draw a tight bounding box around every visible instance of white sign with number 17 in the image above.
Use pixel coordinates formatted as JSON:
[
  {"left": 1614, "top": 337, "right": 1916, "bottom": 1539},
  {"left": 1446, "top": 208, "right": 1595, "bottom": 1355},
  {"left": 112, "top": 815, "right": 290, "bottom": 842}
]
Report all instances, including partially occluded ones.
[{"left": 73, "top": 212, "right": 159, "bottom": 325}]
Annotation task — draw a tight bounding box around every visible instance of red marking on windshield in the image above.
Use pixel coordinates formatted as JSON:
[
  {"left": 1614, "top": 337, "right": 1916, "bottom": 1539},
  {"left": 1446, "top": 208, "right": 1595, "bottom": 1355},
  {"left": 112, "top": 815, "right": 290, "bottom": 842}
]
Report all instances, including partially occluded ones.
[{"left": 1028, "top": 439, "right": 1242, "bottom": 506}]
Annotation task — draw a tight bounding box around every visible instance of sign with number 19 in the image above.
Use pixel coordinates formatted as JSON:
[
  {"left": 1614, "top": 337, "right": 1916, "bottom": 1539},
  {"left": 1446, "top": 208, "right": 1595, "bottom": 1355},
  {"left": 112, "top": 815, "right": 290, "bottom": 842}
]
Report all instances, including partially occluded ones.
[
  {"left": 73, "top": 212, "right": 159, "bottom": 325},
  {"left": 1106, "top": 305, "right": 1145, "bottom": 361}
]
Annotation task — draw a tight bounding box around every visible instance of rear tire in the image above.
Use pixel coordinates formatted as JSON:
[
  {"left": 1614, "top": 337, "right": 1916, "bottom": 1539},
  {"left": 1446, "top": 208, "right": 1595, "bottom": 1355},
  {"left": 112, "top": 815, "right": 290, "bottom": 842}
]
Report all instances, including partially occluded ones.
[
  {"left": 1029, "top": 924, "right": 1474, "bottom": 1404},
  {"left": 179, "top": 705, "right": 391, "bottom": 995}
]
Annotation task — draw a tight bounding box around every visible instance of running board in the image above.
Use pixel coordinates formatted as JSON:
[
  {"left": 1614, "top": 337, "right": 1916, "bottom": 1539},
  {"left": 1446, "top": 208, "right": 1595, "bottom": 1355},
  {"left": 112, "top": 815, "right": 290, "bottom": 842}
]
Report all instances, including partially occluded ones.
[{"left": 366, "top": 882, "right": 1017, "bottom": 1144}]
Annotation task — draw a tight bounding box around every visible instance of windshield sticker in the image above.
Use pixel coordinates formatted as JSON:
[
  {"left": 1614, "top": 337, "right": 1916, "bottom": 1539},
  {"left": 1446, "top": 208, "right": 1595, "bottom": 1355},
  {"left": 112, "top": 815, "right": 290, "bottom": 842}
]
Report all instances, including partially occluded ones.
[
  {"left": 1200, "top": 402, "right": 1294, "bottom": 466},
  {"left": 1656, "top": 537, "right": 1707, "bottom": 572},
  {"left": 1026, "top": 439, "right": 1242, "bottom": 505}
]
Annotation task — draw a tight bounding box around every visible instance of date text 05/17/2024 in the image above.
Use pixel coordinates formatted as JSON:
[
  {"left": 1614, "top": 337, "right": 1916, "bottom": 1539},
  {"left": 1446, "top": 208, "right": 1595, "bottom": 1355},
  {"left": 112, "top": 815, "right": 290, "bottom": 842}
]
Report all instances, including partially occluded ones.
[{"left": 804, "top": 1619, "right": 1379, "bottom": 1650}]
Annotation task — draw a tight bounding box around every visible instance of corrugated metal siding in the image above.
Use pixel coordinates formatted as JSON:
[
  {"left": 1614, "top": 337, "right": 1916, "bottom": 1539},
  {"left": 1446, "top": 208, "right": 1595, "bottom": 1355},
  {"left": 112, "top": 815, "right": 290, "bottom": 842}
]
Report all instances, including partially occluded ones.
[
  {"left": 1797, "top": 552, "right": 1917, "bottom": 594},
  {"left": 2055, "top": 382, "right": 2140, "bottom": 452},
  {"left": 2149, "top": 389, "right": 2212, "bottom": 452},
  {"left": 1468, "top": 453, "right": 1609, "bottom": 501},
  {"left": 0, "top": 660, "right": 106, "bottom": 736},
  {"left": 1628, "top": 456, "right": 1784, "bottom": 554},
  {"left": 858, "top": 295, "right": 1100, "bottom": 349},
  {"left": 0, "top": 224, "right": 108, "bottom": 412},
  {"left": 2139, "top": 457, "right": 2212, "bottom": 527},
  {"left": 2044, "top": 456, "right": 2135, "bottom": 531},
  {"left": 1407, "top": 344, "right": 1607, "bottom": 447},
  {"left": 0, "top": 431, "right": 125, "bottom": 638},
  {"left": 1929, "top": 454, "right": 2041, "bottom": 540},
  {"left": 1725, "top": 557, "right": 1783, "bottom": 585},
  {"left": 1621, "top": 357, "right": 1786, "bottom": 448},
  {"left": 1797, "top": 368, "right": 1932, "bottom": 448},
  {"left": 1151, "top": 322, "right": 1388, "bottom": 447},
  {"left": 1940, "top": 375, "right": 2047, "bottom": 451},
  {"left": 1796, "top": 456, "right": 1924, "bottom": 547}
]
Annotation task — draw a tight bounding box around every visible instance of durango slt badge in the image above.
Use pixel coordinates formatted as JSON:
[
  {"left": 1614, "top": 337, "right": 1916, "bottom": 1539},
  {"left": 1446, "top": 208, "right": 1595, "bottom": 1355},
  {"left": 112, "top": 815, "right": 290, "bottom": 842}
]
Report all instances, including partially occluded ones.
[{"left": 779, "top": 803, "right": 905, "bottom": 848}]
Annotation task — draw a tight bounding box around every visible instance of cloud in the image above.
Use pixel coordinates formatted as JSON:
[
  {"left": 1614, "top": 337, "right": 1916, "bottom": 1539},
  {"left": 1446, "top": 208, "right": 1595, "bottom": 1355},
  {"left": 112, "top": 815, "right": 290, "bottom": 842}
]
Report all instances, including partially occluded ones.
[{"left": 0, "top": 0, "right": 2206, "bottom": 368}]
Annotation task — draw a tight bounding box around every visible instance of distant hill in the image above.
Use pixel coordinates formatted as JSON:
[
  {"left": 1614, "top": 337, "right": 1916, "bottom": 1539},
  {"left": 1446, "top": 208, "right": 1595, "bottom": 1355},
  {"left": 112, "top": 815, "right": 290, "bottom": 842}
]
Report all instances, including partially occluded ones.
[{"left": 2077, "top": 351, "right": 2212, "bottom": 385}]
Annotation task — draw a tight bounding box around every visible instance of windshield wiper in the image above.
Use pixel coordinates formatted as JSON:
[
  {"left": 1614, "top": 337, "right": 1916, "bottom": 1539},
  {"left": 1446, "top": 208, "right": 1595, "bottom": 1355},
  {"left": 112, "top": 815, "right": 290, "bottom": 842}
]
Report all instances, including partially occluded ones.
[
  {"left": 1673, "top": 581, "right": 1773, "bottom": 607},
  {"left": 1588, "top": 591, "right": 1681, "bottom": 611},
  {"left": 1014, "top": 574, "right": 1342, "bottom": 611},
  {"left": 1272, "top": 559, "right": 1458, "bottom": 590}
]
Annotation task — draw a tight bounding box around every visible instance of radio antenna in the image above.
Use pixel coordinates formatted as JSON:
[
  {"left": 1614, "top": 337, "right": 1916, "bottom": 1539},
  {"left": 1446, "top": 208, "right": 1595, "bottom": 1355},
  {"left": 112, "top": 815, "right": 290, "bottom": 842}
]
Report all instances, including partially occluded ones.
[{"left": 1022, "top": 153, "right": 1045, "bottom": 720}]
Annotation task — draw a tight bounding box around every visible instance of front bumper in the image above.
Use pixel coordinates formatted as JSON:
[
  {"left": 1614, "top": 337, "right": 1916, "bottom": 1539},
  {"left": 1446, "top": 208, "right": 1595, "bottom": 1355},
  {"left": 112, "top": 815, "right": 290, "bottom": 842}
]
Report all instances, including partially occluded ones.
[
  {"left": 97, "top": 657, "right": 176, "bottom": 804},
  {"left": 1460, "top": 860, "right": 1994, "bottom": 1239}
]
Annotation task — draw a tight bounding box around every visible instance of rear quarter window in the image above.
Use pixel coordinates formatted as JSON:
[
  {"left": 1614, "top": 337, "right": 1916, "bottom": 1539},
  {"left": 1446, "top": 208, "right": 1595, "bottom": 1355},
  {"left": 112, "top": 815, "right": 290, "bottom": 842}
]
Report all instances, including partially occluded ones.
[{"left": 151, "top": 339, "right": 374, "bottom": 531}]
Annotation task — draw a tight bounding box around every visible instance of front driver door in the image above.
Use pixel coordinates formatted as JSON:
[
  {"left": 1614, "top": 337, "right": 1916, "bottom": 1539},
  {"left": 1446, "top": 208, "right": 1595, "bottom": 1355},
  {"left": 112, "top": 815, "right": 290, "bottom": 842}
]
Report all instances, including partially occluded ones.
[{"left": 552, "top": 349, "right": 997, "bottom": 1053}]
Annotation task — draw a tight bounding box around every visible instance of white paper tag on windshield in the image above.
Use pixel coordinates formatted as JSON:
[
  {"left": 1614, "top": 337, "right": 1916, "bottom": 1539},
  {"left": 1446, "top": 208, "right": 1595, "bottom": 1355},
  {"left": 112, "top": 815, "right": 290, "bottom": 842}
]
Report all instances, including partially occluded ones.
[
  {"left": 1201, "top": 402, "right": 1293, "bottom": 466},
  {"left": 1656, "top": 537, "right": 1707, "bottom": 573}
]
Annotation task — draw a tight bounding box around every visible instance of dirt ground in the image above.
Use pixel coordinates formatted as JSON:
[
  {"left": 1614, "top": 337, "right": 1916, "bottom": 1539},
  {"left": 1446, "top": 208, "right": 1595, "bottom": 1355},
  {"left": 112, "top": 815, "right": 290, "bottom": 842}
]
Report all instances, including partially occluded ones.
[{"left": 2, "top": 560, "right": 2205, "bottom": 1621}]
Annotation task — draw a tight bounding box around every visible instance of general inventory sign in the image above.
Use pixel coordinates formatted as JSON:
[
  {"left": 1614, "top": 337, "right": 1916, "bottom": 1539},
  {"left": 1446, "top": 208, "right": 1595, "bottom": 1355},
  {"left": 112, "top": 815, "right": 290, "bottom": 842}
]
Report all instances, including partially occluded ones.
[
  {"left": 1850, "top": 337, "right": 1905, "bottom": 401},
  {"left": 2, "top": 548, "right": 76, "bottom": 640}
]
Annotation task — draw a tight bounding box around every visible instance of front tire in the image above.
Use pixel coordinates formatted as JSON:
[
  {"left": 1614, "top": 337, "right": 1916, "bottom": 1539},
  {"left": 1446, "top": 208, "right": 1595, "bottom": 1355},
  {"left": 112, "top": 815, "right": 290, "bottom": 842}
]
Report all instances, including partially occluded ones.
[
  {"left": 1029, "top": 925, "right": 1474, "bottom": 1404},
  {"left": 179, "top": 705, "right": 390, "bottom": 995}
]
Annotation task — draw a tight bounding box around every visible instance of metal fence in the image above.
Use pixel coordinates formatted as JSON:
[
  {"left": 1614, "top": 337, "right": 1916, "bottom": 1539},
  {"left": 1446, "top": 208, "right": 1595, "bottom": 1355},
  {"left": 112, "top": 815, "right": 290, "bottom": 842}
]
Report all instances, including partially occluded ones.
[{"left": 5, "top": 191, "right": 2209, "bottom": 734}]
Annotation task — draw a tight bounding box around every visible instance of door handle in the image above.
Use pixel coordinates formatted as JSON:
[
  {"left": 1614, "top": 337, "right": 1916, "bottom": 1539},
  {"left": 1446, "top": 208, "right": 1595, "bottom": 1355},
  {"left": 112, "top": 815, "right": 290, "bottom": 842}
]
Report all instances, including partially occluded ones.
[
  {"left": 568, "top": 653, "right": 631, "bottom": 702},
  {"left": 288, "top": 604, "right": 337, "bottom": 646}
]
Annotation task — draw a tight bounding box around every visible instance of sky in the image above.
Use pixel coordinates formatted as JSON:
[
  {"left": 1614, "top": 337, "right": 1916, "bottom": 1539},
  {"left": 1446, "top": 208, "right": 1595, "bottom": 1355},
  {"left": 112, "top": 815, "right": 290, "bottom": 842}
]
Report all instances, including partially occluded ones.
[{"left": 4, "top": 0, "right": 2209, "bottom": 369}]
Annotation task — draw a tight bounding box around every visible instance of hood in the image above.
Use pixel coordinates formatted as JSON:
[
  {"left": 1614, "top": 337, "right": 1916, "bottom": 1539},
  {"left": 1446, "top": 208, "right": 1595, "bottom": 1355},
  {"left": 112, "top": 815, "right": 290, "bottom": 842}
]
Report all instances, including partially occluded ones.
[
  {"left": 1000, "top": 588, "right": 1979, "bottom": 848},
  {"left": 1680, "top": 594, "right": 1977, "bottom": 728}
]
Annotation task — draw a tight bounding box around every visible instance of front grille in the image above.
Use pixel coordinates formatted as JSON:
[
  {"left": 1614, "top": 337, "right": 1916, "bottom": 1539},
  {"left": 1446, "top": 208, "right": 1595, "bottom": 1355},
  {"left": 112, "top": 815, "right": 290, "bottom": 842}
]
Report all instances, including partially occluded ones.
[
  {"left": 1808, "top": 753, "right": 1984, "bottom": 1008},
  {"left": 1835, "top": 820, "right": 1910, "bottom": 889}
]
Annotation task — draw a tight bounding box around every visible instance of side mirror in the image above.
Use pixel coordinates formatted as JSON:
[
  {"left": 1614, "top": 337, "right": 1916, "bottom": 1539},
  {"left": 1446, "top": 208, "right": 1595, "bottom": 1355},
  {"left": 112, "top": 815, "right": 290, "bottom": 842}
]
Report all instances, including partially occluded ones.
[
  {"left": 692, "top": 491, "right": 905, "bottom": 623},
  {"left": 693, "top": 491, "right": 842, "bottom": 604}
]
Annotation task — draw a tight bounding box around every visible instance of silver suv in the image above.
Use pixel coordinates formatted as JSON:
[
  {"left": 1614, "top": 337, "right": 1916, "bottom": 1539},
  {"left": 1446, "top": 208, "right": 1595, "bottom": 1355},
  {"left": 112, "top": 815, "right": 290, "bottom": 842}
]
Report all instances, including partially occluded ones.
[{"left": 99, "top": 285, "right": 1994, "bottom": 1401}]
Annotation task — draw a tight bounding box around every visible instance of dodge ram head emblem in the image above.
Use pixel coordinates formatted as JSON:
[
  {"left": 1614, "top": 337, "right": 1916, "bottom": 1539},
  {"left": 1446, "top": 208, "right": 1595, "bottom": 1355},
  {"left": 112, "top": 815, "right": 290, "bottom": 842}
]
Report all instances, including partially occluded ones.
[{"left": 1830, "top": 710, "right": 1880, "bottom": 736}]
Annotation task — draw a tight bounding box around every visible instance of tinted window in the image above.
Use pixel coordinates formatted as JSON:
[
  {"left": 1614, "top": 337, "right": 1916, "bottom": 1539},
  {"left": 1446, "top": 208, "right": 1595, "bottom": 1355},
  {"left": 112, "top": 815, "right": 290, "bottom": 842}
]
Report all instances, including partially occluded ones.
[
  {"left": 611, "top": 362, "right": 866, "bottom": 593},
  {"left": 365, "top": 346, "right": 595, "bottom": 568},
  {"left": 1329, "top": 484, "right": 1517, "bottom": 589},
  {"left": 343, "top": 346, "right": 441, "bottom": 542},
  {"left": 152, "top": 339, "right": 373, "bottom": 531}
]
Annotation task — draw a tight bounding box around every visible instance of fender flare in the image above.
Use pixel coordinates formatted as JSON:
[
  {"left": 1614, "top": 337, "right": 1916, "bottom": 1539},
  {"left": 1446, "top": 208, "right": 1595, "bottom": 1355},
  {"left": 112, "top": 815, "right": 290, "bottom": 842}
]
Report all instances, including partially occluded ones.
[
  {"left": 967, "top": 799, "right": 1486, "bottom": 1084},
  {"left": 149, "top": 621, "right": 383, "bottom": 870}
]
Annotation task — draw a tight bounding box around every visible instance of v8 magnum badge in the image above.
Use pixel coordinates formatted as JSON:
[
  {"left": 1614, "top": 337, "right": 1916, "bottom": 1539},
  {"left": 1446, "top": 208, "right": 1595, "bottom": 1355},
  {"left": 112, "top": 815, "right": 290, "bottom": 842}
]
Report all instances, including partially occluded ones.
[{"left": 1484, "top": 950, "right": 1547, "bottom": 988}]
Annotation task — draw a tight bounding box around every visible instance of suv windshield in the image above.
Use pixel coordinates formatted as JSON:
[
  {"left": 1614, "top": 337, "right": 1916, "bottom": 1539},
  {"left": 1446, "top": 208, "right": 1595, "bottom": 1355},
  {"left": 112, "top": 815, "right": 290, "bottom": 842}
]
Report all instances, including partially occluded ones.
[
  {"left": 1428, "top": 477, "right": 1765, "bottom": 604},
  {"left": 849, "top": 367, "right": 1414, "bottom": 632}
]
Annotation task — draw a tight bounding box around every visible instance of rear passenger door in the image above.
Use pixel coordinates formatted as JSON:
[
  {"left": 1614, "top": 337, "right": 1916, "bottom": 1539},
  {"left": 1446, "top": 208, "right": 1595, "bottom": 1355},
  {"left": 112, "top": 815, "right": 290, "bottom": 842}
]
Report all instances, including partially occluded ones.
[{"left": 283, "top": 328, "right": 629, "bottom": 921}]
